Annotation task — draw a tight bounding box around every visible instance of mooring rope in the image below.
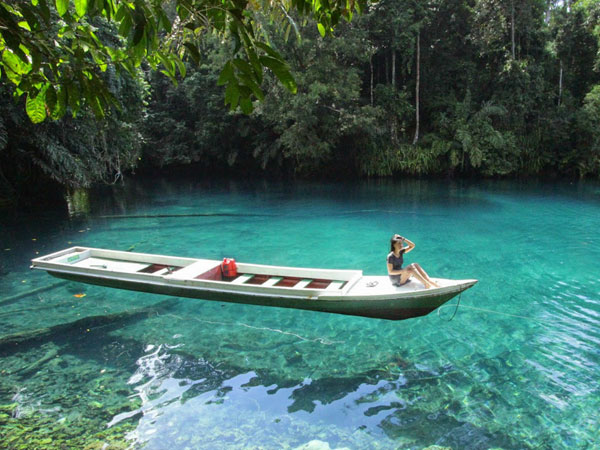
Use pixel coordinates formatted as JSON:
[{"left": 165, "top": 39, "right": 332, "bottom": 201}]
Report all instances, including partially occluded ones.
[
  {"left": 437, "top": 302, "right": 558, "bottom": 324},
  {"left": 437, "top": 292, "right": 462, "bottom": 321}
]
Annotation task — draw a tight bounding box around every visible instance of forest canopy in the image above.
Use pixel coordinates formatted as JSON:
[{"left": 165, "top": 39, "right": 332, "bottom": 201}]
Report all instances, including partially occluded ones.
[{"left": 1, "top": 0, "right": 600, "bottom": 203}]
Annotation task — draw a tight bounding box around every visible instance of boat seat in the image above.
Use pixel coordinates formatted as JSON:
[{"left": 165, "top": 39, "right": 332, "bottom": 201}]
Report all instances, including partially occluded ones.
[
  {"left": 168, "top": 260, "right": 221, "bottom": 280},
  {"left": 262, "top": 276, "right": 283, "bottom": 287},
  {"left": 153, "top": 268, "right": 170, "bottom": 276},
  {"left": 231, "top": 274, "right": 254, "bottom": 284},
  {"left": 326, "top": 280, "right": 344, "bottom": 290},
  {"left": 294, "top": 279, "right": 312, "bottom": 289}
]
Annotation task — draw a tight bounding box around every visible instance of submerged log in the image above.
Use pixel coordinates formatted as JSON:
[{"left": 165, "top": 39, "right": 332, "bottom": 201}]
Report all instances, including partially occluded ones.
[
  {"left": 0, "top": 299, "right": 178, "bottom": 354},
  {"left": 99, "top": 212, "right": 274, "bottom": 219},
  {"left": 0, "top": 281, "right": 68, "bottom": 307}
]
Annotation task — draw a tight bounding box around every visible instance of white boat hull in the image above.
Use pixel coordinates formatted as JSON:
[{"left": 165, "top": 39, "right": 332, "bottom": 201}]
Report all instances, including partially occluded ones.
[{"left": 31, "top": 247, "right": 477, "bottom": 320}]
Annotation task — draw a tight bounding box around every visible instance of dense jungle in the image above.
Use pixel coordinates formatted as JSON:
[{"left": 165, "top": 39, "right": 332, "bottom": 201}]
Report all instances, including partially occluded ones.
[{"left": 1, "top": 0, "right": 600, "bottom": 205}]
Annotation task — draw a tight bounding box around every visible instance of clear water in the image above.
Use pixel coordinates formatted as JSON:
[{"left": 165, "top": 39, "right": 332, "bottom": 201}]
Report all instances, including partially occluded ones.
[{"left": 1, "top": 177, "right": 599, "bottom": 449}]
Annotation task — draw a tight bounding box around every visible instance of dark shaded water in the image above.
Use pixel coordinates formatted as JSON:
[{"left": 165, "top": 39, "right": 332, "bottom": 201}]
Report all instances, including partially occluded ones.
[{"left": 1, "top": 177, "right": 599, "bottom": 449}]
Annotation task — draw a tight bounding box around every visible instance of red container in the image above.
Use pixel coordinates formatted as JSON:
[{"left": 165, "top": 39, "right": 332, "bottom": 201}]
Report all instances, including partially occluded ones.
[{"left": 221, "top": 258, "right": 237, "bottom": 277}]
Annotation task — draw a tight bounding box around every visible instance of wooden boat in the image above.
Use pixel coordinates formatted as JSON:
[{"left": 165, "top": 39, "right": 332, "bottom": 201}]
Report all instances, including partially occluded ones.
[{"left": 30, "top": 247, "right": 477, "bottom": 321}]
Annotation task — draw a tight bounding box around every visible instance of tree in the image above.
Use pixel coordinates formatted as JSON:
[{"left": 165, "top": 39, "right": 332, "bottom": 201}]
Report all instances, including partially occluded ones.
[{"left": 0, "top": 0, "right": 366, "bottom": 123}]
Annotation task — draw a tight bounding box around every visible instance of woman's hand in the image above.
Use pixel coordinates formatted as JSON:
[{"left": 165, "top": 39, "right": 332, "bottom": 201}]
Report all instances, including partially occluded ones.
[{"left": 403, "top": 237, "right": 416, "bottom": 253}]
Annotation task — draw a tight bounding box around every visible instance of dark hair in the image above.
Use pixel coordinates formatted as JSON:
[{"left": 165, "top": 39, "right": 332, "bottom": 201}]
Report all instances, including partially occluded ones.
[{"left": 390, "top": 234, "right": 404, "bottom": 252}]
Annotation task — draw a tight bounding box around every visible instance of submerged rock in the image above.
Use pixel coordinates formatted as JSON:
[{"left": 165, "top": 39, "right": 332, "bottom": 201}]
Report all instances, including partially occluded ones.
[{"left": 293, "top": 439, "right": 350, "bottom": 450}]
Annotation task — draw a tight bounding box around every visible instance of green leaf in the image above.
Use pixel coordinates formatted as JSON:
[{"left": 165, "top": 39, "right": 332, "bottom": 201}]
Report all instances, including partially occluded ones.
[
  {"left": 114, "top": 4, "right": 127, "bottom": 21},
  {"left": 238, "top": 74, "right": 264, "bottom": 101},
  {"left": 18, "top": 21, "right": 32, "bottom": 31},
  {"left": 232, "top": 58, "right": 254, "bottom": 78},
  {"left": 217, "top": 61, "right": 234, "bottom": 86},
  {"left": 159, "top": 69, "right": 177, "bottom": 85},
  {"left": 118, "top": 11, "right": 133, "bottom": 38},
  {"left": 175, "top": 58, "right": 186, "bottom": 78},
  {"left": 317, "top": 23, "right": 326, "bottom": 37},
  {"left": 26, "top": 87, "right": 47, "bottom": 123},
  {"left": 56, "top": 0, "right": 69, "bottom": 17},
  {"left": 239, "top": 96, "right": 252, "bottom": 114},
  {"left": 156, "top": 52, "right": 174, "bottom": 74},
  {"left": 225, "top": 81, "right": 240, "bottom": 108},
  {"left": 183, "top": 42, "right": 200, "bottom": 65},
  {"left": 88, "top": 92, "right": 105, "bottom": 119},
  {"left": 255, "top": 42, "right": 284, "bottom": 60},
  {"left": 75, "top": 0, "right": 88, "bottom": 17},
  {"left": 2, "top": 50, "right": 32, "bottom": 85},
  {"left": 259, "top": 56, "right": 297, "bottom": 94}
]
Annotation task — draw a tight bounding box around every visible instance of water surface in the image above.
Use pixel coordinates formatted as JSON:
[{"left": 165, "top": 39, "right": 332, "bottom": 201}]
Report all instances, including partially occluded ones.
[{"left": 1, "top": 177, "right": 599, "bottom": 449}]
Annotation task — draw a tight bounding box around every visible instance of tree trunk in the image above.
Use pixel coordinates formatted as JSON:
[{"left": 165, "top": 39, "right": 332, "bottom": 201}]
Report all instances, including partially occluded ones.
[
  {"left": 391, "top": 50, "right": 396, "bottom": 88},
  {"left": 370, "top": 52, "right": 374, "bottom": 107},
  {"left": 558, "top": 60, "right": 563, "bottom": 106},
  {"left": 412, "top": 31, "right": 420, "bottom": 146},
  {"left": 391, "top": 50, "right": 397, "bottom": 143},
  {"left": 511, "top": 0, "right": 516, "bottom": 60},
  {"left": 385, "top": 52, "right": 389, "bottom": 84}
]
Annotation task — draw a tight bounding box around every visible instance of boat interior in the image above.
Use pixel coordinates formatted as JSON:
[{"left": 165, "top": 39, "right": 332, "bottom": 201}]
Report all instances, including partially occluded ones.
[{"left": 34, "top": 247, "right": 351, "bottom": 291}]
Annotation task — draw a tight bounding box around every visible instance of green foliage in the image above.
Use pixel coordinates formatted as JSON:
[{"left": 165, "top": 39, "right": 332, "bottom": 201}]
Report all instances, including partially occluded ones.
[
  {"left": 0, "top": 66, "right": 145, "bottom": 199},
  {"left": 571, "top": 84, "right": 600, "bottom": 177},
  {"left": 0, "top": 0, "right": 366, "bottom": 123},
  {"left": 4, "top": 0, "right": 600, "bottom": 200}
]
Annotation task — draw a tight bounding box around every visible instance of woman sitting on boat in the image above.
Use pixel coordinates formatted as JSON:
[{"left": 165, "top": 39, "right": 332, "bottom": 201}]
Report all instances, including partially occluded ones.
[{"left": 387, "top": 234, "right": 439, "bottom": 289}]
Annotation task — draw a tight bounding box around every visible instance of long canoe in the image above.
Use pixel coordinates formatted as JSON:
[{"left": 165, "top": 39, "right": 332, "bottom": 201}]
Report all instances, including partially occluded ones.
[{"left": 31, "top": 247, "right": 477, "bottom": 320}]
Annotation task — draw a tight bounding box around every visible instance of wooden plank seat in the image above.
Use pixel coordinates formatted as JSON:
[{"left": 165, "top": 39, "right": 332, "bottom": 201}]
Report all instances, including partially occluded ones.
[
  {"left": 231, "top": 274, "right": 255, "bottom": 284},
  {"left": 262, "top": 276, "right": 283, "bottom": 287},
  {"left": 168, "top": 260, "right": 221, "bottom": 279},
  {"left": 294, "top": 279, "right": 312, "bottom": 289},
  {"left": 326, "top": 280, "right": 345, "bottom": 290}
]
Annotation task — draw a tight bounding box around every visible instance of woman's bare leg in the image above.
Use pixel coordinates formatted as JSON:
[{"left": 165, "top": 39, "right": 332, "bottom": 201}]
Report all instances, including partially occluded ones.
[
  {"left": 404, "top": 266, "right": 435, "bottom": 289},
  {"left": 410, "top": 263, "right": 439, "bottom": 287}
]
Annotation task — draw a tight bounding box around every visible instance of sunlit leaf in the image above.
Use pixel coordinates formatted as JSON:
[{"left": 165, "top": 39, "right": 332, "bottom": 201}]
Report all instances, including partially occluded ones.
[
  {"left": 26, "top": 86, "right": 48, "bottom": 123},
  {"left": 75, "top": 0, "right": 88, "bottom": 17},
  {"left": 2, "top": 50, "right": 31, "bottom": 85},
  {"left": 317, "top": 23, "right": 326, "bottom": 37},
  {"left": 56, "top": 0, "right": 69, "bottom": 17}
]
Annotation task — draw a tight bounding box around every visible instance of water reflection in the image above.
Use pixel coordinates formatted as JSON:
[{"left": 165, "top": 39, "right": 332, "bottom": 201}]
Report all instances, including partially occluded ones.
[
  {"left": 113, "top": 342, "right": 524, "bottom": 450},
  {"left": 65, "top": 188, "right": 91, "bottom": 217}
]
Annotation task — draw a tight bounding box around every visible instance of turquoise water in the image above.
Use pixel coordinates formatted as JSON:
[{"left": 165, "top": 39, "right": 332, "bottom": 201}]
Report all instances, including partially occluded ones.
[{"left": 1, "top": 177, "right": 599, "bottom": 449}]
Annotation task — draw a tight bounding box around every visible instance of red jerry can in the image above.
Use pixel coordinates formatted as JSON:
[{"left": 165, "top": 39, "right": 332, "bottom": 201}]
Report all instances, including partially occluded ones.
[{"left": 221, "top": 258, "right": 238, "bottom": 277}]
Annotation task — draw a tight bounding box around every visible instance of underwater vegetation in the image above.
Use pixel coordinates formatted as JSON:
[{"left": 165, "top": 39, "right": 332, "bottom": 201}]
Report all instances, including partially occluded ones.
[{"left": 0, "top": 401, "right": 137, "bottom": 450}]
